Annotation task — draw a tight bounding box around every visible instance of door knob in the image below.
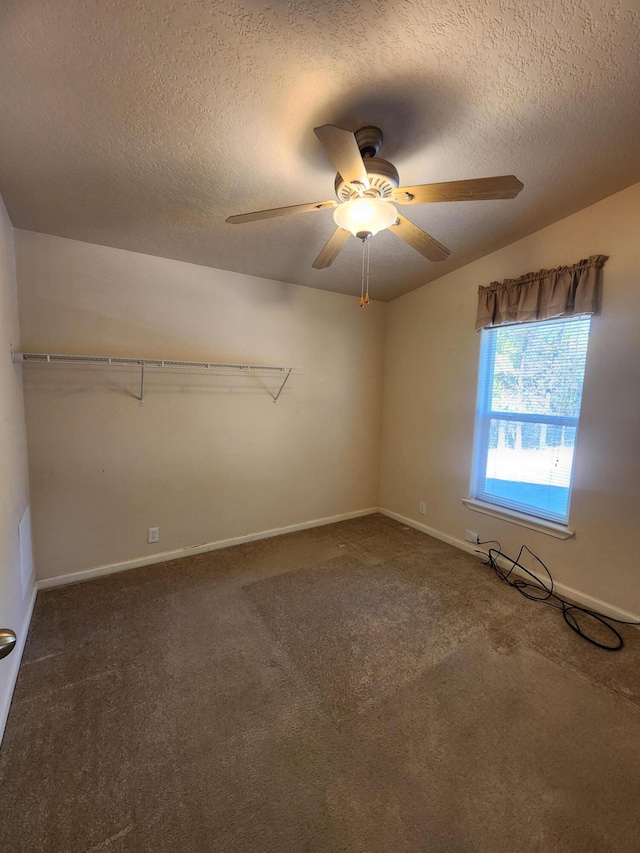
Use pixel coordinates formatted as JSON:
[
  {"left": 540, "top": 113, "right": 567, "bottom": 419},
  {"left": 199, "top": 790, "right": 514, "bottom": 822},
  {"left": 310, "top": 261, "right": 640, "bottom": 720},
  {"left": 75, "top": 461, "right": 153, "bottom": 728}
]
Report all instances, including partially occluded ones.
[{"left": 0, "top": 629, "right": 17, "bottom": 660}]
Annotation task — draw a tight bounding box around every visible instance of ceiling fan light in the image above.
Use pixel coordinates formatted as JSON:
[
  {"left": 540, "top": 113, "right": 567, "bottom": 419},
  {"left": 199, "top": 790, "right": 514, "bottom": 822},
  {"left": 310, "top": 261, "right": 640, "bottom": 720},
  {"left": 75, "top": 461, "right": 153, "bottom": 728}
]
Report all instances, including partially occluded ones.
[{"left": 333, "top": 198, "right": 398, "bottom": 237}]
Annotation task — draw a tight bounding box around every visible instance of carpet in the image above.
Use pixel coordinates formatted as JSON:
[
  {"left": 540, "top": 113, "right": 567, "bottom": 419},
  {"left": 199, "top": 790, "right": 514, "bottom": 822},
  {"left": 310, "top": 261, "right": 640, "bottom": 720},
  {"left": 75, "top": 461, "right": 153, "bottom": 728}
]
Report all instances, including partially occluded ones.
[{"left": 1, "top": 514, "right": 639, "bottom": 851}]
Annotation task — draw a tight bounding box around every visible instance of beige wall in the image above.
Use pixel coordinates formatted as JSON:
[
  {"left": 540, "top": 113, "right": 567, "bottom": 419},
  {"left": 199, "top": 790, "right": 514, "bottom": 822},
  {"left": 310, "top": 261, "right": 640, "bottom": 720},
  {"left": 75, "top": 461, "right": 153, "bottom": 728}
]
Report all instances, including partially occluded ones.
[
  {"left": 380, "top": 181, "right": 640, "bottom": 617},
  {"left": 16, "top": 231, "right": 385, "bottom": 581},
  {"left": 14, "top": 182, "right": 640, "bottom": 614},
  {"left": 0, "top": 197, "right": 32, "bottom": 691}
]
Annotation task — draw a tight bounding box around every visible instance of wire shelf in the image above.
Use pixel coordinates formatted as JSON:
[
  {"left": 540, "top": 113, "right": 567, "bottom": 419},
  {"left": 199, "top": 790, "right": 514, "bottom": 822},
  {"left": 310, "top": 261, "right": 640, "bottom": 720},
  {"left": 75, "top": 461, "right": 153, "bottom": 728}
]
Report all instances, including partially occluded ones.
[{"left": 13, "top": 352, "right": 299, "bottom": 404}]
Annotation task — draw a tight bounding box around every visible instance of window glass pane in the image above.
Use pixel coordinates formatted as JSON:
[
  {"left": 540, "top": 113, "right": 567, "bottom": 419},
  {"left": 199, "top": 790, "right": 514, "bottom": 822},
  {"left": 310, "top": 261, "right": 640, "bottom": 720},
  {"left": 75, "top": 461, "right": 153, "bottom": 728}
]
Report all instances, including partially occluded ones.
[
  {"left": 481, "top": 418, "right": 576, "bottom": 520},
  {"left": 490, "top": 319, "right": 590, "bottom": 418},
  {"left": 473, "top": 315, "right": 591, "bottom": 524}
]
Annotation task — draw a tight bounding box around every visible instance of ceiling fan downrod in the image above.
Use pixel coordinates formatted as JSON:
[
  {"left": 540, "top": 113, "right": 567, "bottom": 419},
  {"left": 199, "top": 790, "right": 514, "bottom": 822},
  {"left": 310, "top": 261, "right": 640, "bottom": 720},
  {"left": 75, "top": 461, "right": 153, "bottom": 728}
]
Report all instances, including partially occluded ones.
[{"left": 354, "top": 126, "right": 383, "bottom": 159}]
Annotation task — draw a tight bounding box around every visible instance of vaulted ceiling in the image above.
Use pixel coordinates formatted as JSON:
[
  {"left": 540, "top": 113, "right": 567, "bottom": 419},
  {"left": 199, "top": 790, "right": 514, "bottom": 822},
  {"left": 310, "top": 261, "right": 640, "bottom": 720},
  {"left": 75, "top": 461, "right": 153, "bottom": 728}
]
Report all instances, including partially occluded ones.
[{"left": 1, "top": 0, "right": 639, "bottom": 300}]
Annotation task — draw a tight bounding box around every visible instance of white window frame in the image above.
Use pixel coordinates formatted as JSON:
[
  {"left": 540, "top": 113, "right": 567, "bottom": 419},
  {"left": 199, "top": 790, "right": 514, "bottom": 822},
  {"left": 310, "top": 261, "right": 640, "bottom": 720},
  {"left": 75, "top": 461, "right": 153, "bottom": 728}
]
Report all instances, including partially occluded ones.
[{"left": 467, "top": 316, "right": 591, "bottom": 535}]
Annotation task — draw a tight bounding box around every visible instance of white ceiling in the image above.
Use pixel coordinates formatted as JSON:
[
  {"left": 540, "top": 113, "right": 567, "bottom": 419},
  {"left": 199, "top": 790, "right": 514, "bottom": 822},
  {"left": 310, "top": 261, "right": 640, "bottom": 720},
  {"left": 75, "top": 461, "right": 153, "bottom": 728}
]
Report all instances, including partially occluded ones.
[{"left": 1, "top": 0, "right": 639, "bottom": 301}]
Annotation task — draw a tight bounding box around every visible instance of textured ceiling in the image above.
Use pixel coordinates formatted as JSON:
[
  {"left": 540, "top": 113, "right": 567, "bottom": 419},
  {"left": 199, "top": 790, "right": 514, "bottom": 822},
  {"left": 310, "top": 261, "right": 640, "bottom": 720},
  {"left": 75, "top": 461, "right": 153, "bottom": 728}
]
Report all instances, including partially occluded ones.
[{"left": 1, "top": 0, "right": 639, "bottom": 301}]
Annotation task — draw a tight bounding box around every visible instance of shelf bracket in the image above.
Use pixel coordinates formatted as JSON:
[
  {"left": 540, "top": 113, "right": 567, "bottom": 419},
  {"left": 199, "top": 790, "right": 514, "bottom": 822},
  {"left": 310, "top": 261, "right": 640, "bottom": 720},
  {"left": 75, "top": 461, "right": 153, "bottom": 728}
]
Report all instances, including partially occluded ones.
[
  {"left": 139, "top": 362, "right": 145, "bottom": 406},
  {"left": 273, "top": 369, "right": 292, "bottom": 404}
]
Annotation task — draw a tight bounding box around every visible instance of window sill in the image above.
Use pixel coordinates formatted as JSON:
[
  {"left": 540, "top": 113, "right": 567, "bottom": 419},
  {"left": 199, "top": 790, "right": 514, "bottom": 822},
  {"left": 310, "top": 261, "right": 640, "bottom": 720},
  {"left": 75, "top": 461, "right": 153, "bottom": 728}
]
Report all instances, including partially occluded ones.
[{"left": 461, "top": 498, "right": 574, "bottom": 540}]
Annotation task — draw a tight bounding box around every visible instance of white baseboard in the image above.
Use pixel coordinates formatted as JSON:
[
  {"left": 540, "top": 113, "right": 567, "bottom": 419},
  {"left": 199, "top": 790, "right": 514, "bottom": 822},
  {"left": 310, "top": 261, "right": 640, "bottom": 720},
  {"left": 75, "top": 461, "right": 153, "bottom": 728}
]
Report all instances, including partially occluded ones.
[
  {"left": 380, "top": 508, "right": 481, "bottom": 558},
  {"left": 0, "top": 583, "right": 37, "bottom": 747},
  {"left": 37, "top": 507, "right": 380, "bottom": 590},
  {"left": 379, "top": 508, "right": 640, "bottom": 625}
]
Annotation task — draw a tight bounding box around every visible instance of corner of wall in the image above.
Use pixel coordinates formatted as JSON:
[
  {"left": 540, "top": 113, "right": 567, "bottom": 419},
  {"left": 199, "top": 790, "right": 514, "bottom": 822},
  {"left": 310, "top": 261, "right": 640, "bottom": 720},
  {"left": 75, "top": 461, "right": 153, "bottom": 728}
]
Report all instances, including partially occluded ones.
[{"left": 0, "top": 194, "right": 36, "bottom": 747}]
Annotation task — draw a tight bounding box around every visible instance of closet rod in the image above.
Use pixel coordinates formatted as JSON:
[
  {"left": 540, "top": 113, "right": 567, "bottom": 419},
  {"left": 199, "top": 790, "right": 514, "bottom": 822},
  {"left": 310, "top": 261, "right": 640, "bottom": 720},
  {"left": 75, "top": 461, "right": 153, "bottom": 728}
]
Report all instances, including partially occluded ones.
[{"left": 12, "top": 351, "right": 299, "bottom": 406}]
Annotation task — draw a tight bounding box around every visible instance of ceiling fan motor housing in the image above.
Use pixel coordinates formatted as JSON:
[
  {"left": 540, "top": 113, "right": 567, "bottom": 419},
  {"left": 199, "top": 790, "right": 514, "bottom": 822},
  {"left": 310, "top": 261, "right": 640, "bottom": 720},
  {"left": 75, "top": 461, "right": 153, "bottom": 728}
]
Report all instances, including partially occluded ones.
[{"left": 335, "top": 157, "right": 400, "bottom": 201}]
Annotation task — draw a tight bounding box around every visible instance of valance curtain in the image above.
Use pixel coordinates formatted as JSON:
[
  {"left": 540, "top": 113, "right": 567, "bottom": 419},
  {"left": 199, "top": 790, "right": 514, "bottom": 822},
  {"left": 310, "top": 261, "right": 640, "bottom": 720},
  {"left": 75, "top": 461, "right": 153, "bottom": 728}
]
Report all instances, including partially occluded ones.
[{"left": 475, "top": 255, "right": 608, "bottom": 330}]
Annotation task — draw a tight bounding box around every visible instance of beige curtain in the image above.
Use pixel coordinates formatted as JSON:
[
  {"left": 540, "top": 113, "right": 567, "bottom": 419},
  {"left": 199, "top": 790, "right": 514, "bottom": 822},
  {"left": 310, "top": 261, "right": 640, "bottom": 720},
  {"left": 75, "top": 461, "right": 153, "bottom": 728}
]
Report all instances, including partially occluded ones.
[{"left": 476, "top": 255, "right": 608, "bottom": 330}]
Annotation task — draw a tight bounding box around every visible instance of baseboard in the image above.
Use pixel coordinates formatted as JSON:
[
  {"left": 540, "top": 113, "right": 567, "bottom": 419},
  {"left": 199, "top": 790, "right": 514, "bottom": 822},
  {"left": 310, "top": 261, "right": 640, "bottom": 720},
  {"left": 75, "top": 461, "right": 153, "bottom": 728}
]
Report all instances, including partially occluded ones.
[
  {"left": 488, "top": 553, "right": 640, "bottom": 624},
  {"left": 379, "top": 508, "right": 640, "bottom": 625},
  {"left": 0, "top": 583, "right": 37, "bottom": 747},
  {"left": 37, "top": 507, "right": 380, "bottom": 590},
  {"left": 380, "top": 508, "right": 481, "bottom": 558}
]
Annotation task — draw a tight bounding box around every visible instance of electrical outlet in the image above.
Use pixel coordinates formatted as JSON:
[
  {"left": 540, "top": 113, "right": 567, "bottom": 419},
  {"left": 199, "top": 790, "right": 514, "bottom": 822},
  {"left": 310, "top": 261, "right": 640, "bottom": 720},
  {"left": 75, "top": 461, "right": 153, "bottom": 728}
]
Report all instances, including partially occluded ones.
[
  {"left": 148, "top": 527, "right": 160, "bottom": 544},
  {"left": 419, "top": 502, "right": 426, "bottom": 515},
  {"left": 465, "top": 530, "right": 479, "bottom": 544}
]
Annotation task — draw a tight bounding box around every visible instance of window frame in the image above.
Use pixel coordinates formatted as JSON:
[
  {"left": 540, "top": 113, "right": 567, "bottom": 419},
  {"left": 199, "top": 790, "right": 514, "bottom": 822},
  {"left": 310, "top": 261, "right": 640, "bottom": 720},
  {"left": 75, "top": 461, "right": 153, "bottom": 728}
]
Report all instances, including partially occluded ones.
[{"left": 470, "top": 315, "right": 591, "bottom": 528}]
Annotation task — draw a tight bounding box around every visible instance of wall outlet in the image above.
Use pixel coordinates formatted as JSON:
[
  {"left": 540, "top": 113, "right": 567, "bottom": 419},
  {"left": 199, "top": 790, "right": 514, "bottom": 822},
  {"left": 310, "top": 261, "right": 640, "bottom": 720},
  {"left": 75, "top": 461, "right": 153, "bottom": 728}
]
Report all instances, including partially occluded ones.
[
  {"left": 419, "top": 501, "right": 426, "bottom": 515},
  {"left": 148, "top": 527, "right": 160, "bottom": 544},
  {"left": 465, "top": 530, "right": 479, "bottom": 544}
]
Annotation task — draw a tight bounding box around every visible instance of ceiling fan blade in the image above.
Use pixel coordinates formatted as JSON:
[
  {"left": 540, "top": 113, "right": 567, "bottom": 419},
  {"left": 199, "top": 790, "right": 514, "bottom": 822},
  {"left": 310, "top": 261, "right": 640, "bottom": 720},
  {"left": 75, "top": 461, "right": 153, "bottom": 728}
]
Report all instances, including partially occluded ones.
[
  {"left": 389, "top": 214, "right": 451, "bottom": 262},
  {"left": 314, "top": 125, "right": 370, "bottom": 191},
  {"left": 312, "top": 227, "right": 351, "bottom": 269},
  {"left": 226, "top": 200, "right": 336, "bottom": 224},
  {"left": 392, "top": 175, "right": 524, "bottom": 205}
]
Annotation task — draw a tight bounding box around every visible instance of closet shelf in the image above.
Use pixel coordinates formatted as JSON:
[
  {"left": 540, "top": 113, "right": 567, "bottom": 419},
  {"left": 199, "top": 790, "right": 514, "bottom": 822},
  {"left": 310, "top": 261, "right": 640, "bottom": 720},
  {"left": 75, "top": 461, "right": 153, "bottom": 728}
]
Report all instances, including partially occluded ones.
[{"left": 12, "top": 351, "right": 299, "bottom": 405}]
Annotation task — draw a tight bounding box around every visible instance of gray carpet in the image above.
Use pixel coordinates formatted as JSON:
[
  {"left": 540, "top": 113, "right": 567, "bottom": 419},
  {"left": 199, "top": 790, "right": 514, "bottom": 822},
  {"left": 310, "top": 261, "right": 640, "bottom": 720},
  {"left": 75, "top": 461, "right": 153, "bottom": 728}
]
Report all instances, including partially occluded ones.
[{"left": 1, "top": 514, "right": 640, "bottom": 851}]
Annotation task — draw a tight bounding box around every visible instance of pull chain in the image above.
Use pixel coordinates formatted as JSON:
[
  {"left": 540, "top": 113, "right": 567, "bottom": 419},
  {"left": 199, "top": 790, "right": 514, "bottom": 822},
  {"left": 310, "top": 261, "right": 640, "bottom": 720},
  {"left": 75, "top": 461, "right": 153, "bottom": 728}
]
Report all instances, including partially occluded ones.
[
  {"left": 365, "top": 238, "right": 370, "bottom": 305},
  {"left": 360, "top": 238, "right": 366, "bottom": 307},
  {"left": 360, "top": 236, "right": 371, "bottom": 308}
]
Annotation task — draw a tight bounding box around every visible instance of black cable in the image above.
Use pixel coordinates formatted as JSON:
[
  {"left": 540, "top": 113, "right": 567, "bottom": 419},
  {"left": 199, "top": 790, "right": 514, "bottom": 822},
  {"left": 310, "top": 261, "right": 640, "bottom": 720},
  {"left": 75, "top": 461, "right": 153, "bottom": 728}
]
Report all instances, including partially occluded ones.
[{"left": 474, "top": 539, "right": 640, "bottom": 651}]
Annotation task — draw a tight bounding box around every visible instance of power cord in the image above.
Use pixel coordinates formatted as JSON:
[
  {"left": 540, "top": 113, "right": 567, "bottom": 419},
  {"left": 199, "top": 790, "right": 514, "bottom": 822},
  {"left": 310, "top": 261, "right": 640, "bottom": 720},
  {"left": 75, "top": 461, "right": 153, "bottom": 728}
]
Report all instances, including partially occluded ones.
[{"left": 475, "top": 539, "right": 640, "bottom": 651}]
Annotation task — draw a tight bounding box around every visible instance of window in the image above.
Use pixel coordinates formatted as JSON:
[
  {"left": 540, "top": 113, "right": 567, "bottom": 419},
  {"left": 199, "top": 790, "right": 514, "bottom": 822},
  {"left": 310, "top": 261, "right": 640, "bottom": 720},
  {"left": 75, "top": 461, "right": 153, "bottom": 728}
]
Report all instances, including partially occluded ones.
[{"left": 471, "top": 315, "right": 592, "bottom": 525}]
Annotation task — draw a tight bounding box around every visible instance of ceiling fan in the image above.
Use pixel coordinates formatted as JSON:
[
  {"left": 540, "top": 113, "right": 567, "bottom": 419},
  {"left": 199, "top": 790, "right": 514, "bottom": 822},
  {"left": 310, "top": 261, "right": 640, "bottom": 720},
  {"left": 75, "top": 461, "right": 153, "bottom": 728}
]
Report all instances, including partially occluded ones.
[{"left": 226, "top": 124, "right": 523, "bottom": 272}]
